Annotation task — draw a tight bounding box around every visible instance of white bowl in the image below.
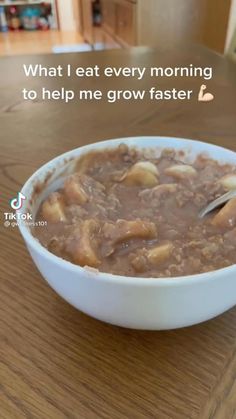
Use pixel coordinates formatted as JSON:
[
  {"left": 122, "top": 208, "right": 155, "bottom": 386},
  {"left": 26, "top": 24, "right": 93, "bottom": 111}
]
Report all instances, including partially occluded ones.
[{"left": 18, "top": 137, "right": 236, "bottom": 330}]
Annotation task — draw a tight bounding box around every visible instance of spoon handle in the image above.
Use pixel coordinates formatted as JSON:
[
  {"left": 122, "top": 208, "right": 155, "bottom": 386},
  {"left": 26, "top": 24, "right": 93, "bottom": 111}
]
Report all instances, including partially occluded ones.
[{"left": 199, "top": 189, "right": 236, "bottom": 218}]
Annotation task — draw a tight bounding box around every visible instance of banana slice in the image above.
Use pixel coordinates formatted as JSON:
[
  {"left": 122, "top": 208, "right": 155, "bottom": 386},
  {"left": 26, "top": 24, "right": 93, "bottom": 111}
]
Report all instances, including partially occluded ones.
[
  {"left": 147, "top": 243, "right": 173, "bottom": 265},
  {"left": 121, "top": 161, "right": 159, "bottom": 187},
  {"left": 66, "top": 219, "right": 101, "bottom": 267},
  {"left": 211, "top": 197, "right": 236, "bottom": 228},
  {"left": 134, "top": 161, "right": 159, "bottom": 175},
  {"left": 64, "top": 174, "right": 105, "bottom": 205},
  {"left": 64, "top": 174, "right": 89, "bottom": 205},
  {"left": 103, "top": 219, "right": 157, "bottom": 245},
  {"left": 165, "top": 164, "right": 197, "bottom": 179},
  {"left": 218, "top": 174, "right": 236, "bottom": 191},
  {"left": 152, "top": 183, "right": 178, "bottom": 194},
  {"left": 41, "top": 192, "right": 66, "bottom": 223}
]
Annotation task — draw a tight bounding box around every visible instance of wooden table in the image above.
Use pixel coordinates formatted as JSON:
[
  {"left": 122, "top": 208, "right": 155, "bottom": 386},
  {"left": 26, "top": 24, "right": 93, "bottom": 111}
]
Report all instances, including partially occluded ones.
[{"left": 1, "top": 45, "right": 236, "bottom": 419}]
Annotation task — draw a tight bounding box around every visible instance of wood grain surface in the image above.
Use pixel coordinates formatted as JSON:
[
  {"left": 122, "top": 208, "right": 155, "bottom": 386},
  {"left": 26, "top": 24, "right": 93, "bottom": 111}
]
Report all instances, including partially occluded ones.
[{"left": 1, "top": 45, "right": 236, "bottom": 419}]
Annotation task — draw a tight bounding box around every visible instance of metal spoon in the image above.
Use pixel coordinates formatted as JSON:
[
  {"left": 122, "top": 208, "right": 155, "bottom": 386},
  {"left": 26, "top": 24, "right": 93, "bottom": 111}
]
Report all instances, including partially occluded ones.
[{"left": 199, "top": 189, "right": 236, "bottom": 218}]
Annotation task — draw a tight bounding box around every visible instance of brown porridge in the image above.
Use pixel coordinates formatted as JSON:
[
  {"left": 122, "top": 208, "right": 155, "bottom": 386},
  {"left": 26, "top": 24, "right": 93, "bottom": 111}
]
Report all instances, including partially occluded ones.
[{"left": 34, "top": 144, "right": 236, "bottom": 277}]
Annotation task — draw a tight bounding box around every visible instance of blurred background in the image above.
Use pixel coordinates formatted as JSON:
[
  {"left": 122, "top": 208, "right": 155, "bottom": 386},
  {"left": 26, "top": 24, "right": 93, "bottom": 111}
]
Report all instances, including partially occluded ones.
[{"left": 0, "top": 0, "right": 235, "bottom": 60}]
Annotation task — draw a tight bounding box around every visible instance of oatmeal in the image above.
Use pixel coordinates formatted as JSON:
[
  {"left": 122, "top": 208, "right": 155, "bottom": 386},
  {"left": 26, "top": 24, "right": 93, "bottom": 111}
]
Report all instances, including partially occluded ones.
[{"left": 34, "top": 144, "right": 236, "bottom": 277}]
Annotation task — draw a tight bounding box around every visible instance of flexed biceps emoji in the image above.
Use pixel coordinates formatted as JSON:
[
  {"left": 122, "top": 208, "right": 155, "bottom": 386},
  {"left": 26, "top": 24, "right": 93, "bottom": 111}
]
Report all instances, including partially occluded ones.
[
  {"left": 198, "top": 84, "right": 214, "bottom": 102},
  {"left": 10, "top": 192, "right": 26, "bottom": 210}
]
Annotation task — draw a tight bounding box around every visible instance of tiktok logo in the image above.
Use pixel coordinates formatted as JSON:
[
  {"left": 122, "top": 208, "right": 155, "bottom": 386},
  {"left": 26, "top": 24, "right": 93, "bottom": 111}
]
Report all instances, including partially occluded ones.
[{"left": 10, "top": 192, "right": 26, "bottom": 210}]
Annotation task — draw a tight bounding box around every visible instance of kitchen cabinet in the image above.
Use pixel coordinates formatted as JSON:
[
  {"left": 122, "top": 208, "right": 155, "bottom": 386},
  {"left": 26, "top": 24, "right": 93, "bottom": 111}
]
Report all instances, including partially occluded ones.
[
  {"left": 116, "top": 0, "right": 136, "bottom": 46},
  {"left": 80, "top": 0, "right": 94, "bottom": 44},
  {"left": 101, "top": 0, "right": 136, "bottom": 48},
  {"left": 100, "top": 0, "right": 232, "bottom": 53}
]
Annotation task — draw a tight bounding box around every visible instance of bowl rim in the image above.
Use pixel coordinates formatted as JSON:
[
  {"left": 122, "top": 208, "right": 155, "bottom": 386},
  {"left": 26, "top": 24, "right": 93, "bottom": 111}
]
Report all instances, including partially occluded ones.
[{"left": 18, "top": 136, "right": 236, "bottom": 286}]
